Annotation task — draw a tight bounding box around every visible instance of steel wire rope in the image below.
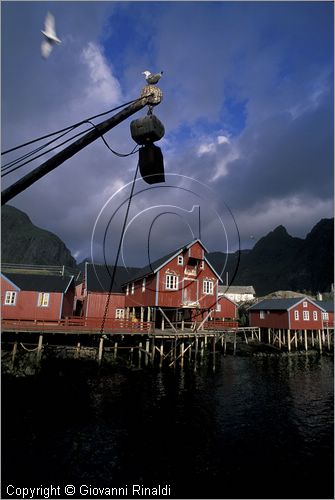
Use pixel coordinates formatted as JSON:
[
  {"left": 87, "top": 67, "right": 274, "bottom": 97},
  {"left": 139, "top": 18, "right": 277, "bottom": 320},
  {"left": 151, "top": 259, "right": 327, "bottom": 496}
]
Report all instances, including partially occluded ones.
[
  {"left": 1, "top": 96, "right": 145, "bottom": 156},
  {"left": 85, "top": 120, "right": 139, "bottom": 157},
  {"left": 1, "top": 124, "right": 95, "bottom": 177},
  {"left": 99, "top": 162, "right": 139, "bottom": 336}
]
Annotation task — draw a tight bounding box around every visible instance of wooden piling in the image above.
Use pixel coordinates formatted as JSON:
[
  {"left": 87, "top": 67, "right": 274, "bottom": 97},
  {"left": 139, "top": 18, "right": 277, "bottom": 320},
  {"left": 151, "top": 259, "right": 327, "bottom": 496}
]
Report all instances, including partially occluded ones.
[
  {"left": 294, "top": 331, "right": 298, "bottom": 349},
  {"left": 224, "top": 334, "right": 227, "bottom": 355},
  {"left": 145, "top": 339, "right": 150, "bottom": 365},
  {"left": 200, "top": 340, "right": 204, "bottom": 364},
  {"left": 151, "top": 339, "right": 156, "bottom": 363},
  {"left": 278, "top": 329, "right": 282, "bottom": 349},
  {"left": 98, "top": 337, "right": 104, "bottom": 365},
  {"left": 37, "top": 334, "right": 43, "bottom": 363},
  {"left": 318, "top": 330, "right": 322, "bottom": 353},
  {"left": 287, "top": 330, "right": 291, "bottom": 352},
  {"left": 311, "top": 330, "right": 315, "bottom": 347},
  {"left": 181, "top": 319, "right": 185, "bottom": 331},
  {"left": 159, "top": 340, "right": 164, "bottom": 368},
  {"left": 233, "top": 330, "right": 237, "bottom": 355},
  {"left": 114, "top": 341, "right": 118, "bottom": 360},
  {"left": 326, "top": 330, "right": 330, "bottom": 351},
  {"left": 304, "top": 330, "right": 308, "bottom": 351},
  {"left": 268, "top": 328, "right": 271, "bottom": 344},
  {"left": 11, "top": 341, "right": 18, "bottom": 369},
  {"left": 138, "top": 341, "right": 142, "bottom": 368},
  {"left": 180, "top": 341, "right": 185, "bottom": 368}
]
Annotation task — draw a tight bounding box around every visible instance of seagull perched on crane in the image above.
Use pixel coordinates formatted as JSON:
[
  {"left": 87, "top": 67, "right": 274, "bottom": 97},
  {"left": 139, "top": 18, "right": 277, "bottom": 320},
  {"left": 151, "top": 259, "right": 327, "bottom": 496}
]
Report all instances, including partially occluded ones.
[
  {"left": 41, "top": 12, "right": 61, "bottom": 59},
  {"left": 142, "top": 70, "right": 163, "bottom": 85}
]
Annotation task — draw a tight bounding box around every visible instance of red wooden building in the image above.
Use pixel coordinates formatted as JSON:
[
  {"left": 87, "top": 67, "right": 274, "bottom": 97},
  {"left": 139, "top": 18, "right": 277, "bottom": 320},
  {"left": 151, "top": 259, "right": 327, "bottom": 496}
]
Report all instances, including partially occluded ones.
[
  {"left": 1, "top": 272, "right": 75, "bottom": 321},
  {"left": 248, "top": 297, "right": 330, "bottom": 330},
  {"left": 77, "top": 262, "right": 140, "bottom": 321},
  {"left": 122, "top": 239, "right": 224, "bottom": 328},
  {"left": 210, "top": 293, "right": 237, "bottom": 321}
]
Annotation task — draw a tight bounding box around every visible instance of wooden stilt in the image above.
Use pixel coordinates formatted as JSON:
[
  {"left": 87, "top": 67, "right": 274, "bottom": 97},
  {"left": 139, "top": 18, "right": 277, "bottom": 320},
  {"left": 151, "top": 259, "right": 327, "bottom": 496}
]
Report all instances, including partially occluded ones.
[
  {"left": 322, "top": 330, "right": 326, "bottom": 344},
  {"left": 138, "top": 342, "right": 142, "bottom": 367},
  {"left": 181, "top": 319, "right": 185, "bottom": 331},
  {"left": 326, "top": 330, "right": 330, "bottom": 351},
  {"left": 37, "top": 334, "right": 43, "bottom": 363},
  {"left": 11, "top": 341, "right": 18, "bottom": 369},
  {"left": 161, "top": 315, "right": 165, "bottom": 331},
  {"left": 304, "top": 330, "right": 308, "bottom": 351},
  {"left": 140, "top": 307, "right": 144, "bottom": 330},
  {"left": 98, "top": 337, "right": 104, "bottom": 365},
  {"left": 318, "top": 330, "right": 322, "bottom": 353},
  {"left": 224, "top": 334, "right": 227, "bottom": 355},
  {"left": 311, "top": 330, "right": 315, "bottom": 347},
  {"left": 147, "top": 307, "right": 151, "bottom": 322},
  {"left": 204, "top": 335, "right": 207, "bottom": 347},
  {"left": 75, "top": 341, "right": 81, "bottom": 359},
  {"left": 159, "top": 340, "right": 164, "bottom": 368},
  {"left": 188, "top": 340, "right": 192, "bottom": 361},
  {"left": 114, "top": 341, "right": 118, "bottom": 360},
  {"left": 278, "top": 329, "right": 282, "bottom": 349},
  {"left": 282, "top": 330, "right": 286, "bottom": 345},
  {"left": 200, "top": 340, "right": 204, "bottom": 364},
  {"left": 287, "top": 330, "right": 291, "bottom": 352},
  {"left": 233, "top": 330, "right": 237, "bottom": 355},
  {"left": 268, "top": 328, "right": 271, "bottom": 344},
  {"left": 180, "top": 341, "right": 185, "bottom": 368},
  {"left": 294, "top": 330, "right": 297, "bottom": 349},
  {"left": 145, "top": 339, "right": 150, "bottom": 365}
]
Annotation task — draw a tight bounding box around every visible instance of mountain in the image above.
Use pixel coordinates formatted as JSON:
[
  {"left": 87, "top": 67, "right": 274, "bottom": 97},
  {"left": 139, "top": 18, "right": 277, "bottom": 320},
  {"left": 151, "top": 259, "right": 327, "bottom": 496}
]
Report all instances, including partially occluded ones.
[
  {"left": 207, "top": 219, "right": 334, "bottom": 296},
  {"left": 1, "top": 205, "right": 77, "bottom": 267}
]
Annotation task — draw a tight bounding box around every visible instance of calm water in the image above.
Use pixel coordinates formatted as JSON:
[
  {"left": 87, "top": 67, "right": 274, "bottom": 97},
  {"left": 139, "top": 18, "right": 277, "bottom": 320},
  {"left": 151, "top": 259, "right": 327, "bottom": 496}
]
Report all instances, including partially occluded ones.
[{"left": 2, "top": 354, "right": 334, "bottom": 499}]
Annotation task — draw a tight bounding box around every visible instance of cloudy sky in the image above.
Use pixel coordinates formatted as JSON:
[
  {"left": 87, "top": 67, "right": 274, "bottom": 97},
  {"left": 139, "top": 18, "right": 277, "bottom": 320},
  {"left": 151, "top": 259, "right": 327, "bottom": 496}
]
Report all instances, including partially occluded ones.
[{"left": 2, "top": 1, "right": 333, "bottom": 267}]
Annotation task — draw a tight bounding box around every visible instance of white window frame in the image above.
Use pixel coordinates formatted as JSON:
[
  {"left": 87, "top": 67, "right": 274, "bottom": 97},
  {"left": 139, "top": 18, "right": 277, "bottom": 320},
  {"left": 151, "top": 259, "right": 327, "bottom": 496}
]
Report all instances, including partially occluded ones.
[
  {"left": 313, "top": 311, "right": 318, "bottom": 321},
  {"left": 303, "top": 301, "right": 308, "bottom": 308},
  {"left": 303, "top": 310, "right": 309, "bottom": 321},
  {"left": 142, "top": 278, "right": 146, "bottom": 292},
  {"left": 126, "top": 284, "right": 129, "bottom": 296},
  {"left": 215, "top": 303, "right": 221, "bottom": 312},
  {"left": 38, "top": 292, "right": 50, "bottom": 307},
  {"left": 165, "top": 274, "right": 178, "bottom": 290},
  {"left": 322, "top": 312, "right": 329, "bottom": 321},
  {"left": 4, "top": 291, "right": 17, "bottom": 305},
  {"left": 115, "top": 308, "right": 125, "bottom": 319},
  {"left": 131, "top": 283, "right": 135, "bottom": 295},
  {"left": 203, "top": 280, "right": 214, "bottom": 295},
  {"left": 294, "top": 310, "right": 299, "bottom": 320},
  {"left": 260, "top": 310, "right": 265, "bottom": 319},
  {"left": 177, "top": 255, "right": 183, "bottom": 266}
]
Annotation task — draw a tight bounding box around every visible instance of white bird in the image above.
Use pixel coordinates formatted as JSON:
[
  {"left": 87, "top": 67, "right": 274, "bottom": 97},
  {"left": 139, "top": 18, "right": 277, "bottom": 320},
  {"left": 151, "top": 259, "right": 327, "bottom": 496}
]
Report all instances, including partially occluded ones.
[
  {"left": 142, "top": 70, "right": 163, "bottom": 85},
  {"left": 41, "top": 12, "right": 61, "bottom": 59}
]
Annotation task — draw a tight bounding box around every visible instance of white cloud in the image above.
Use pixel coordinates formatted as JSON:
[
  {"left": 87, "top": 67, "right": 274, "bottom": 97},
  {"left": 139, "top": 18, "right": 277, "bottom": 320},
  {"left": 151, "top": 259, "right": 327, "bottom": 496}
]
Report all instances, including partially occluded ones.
[
  {"left": 81, "top": 42, "right": 122, "bottom": 106},
  {"left": 217, "top": 135, "right": 230, "bottom": 145}
]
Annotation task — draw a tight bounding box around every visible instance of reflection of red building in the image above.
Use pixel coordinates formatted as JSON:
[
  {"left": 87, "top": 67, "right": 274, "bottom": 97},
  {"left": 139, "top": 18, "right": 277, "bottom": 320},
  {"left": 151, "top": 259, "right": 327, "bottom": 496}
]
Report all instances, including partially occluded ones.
[
  {"left": 248, "top": 297, "right": 332, "bottom": 330},
  {"left": 122, "top": 239, "right": 223, "bottom": 327},
  {"left": 1, "top": 272, "right": 75, "bottom": 321}
]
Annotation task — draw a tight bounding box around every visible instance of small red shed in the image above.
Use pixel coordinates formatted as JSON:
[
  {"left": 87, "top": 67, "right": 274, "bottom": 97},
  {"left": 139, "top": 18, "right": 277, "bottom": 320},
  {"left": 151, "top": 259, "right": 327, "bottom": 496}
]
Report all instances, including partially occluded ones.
[{"left": 1, "top": 272, "right": 75, "bottom": 321}]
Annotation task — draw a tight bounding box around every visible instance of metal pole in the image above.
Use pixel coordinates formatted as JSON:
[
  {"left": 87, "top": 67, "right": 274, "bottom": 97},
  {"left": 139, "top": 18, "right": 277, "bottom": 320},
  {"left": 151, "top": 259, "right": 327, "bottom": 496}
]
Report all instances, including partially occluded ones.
[{"left": 2, "top": 97, "right": 150, "bottom": 205}]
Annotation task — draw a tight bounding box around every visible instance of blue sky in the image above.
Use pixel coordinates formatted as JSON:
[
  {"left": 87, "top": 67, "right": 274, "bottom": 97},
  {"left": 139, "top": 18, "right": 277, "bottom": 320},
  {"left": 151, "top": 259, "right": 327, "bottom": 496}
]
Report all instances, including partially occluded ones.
[{"left": 2, "top": 1, "right": 333, "bottom": 267}]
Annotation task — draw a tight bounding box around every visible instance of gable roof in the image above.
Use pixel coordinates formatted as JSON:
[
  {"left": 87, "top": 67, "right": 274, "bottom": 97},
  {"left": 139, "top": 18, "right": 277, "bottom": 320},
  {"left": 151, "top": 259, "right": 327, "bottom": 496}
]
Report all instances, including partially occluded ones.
[
  {"left": 122, "top": 239, "right": 214, "bottom": 285},
  {"left": 248, "top": 297, "right": 325, "bottom": 312},
  {"left": 219, "top": 285, "right": 255, "bottom": 295},
  {"left": 1, "top": 272, "right": 74, "bottom": 293},
  {"left": 85, "top": 263, "right": 141, "bottom": 293},
  {"left": 315, "top": 300, "right": 334, "bottom": 312}
]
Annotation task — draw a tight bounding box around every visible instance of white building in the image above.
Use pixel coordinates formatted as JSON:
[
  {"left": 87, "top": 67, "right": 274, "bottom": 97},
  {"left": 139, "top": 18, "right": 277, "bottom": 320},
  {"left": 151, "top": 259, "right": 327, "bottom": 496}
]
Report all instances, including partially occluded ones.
[{"left": 219, "top": 285, "right": 255, "bottom": 303}]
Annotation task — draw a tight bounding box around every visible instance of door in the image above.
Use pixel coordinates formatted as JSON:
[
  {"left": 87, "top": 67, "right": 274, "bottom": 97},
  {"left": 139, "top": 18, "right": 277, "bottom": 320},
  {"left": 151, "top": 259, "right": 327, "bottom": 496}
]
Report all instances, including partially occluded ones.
[{"left": 183, "top": 278, "right": 198, "bottom": 305}]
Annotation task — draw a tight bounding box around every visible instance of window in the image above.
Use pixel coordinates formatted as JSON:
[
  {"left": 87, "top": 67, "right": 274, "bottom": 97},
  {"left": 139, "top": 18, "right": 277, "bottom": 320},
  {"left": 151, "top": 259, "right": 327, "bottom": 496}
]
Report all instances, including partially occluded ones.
[
  {"left": 115, "top": 309, "right": 125, "bottom": 319},
  {"left": 38, "top": 292, "right": 49, "bottom": 307},
  {"left": 126, "top": 284, "right": 129, "bottom": 296},
  {"left": 216, "top": 303, "right": 221, "bottom": 312},
  {"left": 177, "top": 255, "right": 183, "bottom": 266},
  {"left": 322, "top": 312, "right": 329, "bottom": 321},
  {"left": 4, "top": 291, "right": 16, "bottom": 305},
  {"left": 294, "top": 310, "right": 299, "bottom": 320},
  {"left": 303, "top": 310, "right": 309, "bottom": 321},
  {"left": 165, "top": 274, "right": 178, "bottom": 290},
  {"left": 142, "top": 278, "right": 146, "bottom": 292},
  {"left": 200, "top": 261, "right": 204, "bottom": 270},
  {"left": 313, "top": 311, "right": 318, "bottom": 321},
  {"left": 303, "top": 301, "right": 308, "bottom": 308},
  {"left": 131, "top": 283, "right": 135, "bottom": 295},
  {"left": 203, "top": 280, "right": 214, "bottom": 295},
  {"left": 260, "top": 310, "right": 265, "bottom": 319}
]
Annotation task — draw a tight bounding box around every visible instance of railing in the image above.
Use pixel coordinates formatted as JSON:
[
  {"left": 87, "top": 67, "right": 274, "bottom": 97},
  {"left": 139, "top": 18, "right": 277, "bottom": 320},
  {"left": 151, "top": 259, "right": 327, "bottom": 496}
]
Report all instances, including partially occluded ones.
[
  {"left": 323, "top": 321, "right": 334, "bottom": 328},
  {"left": 1, "top": 317, "right": 154, "bottom": 334},
  {"left": 203, "top": 320, "right": 239, "bottom": 330}
]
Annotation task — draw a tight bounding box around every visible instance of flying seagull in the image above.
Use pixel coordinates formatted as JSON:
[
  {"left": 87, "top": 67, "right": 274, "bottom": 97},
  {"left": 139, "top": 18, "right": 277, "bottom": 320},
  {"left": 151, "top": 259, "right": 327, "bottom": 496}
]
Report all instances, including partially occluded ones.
[
  {"left": 142, "top": 70, "right": 163, "bottom": 85},
  {"left": 41, "top": 12, "right": 61, "bottom": 59}
]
